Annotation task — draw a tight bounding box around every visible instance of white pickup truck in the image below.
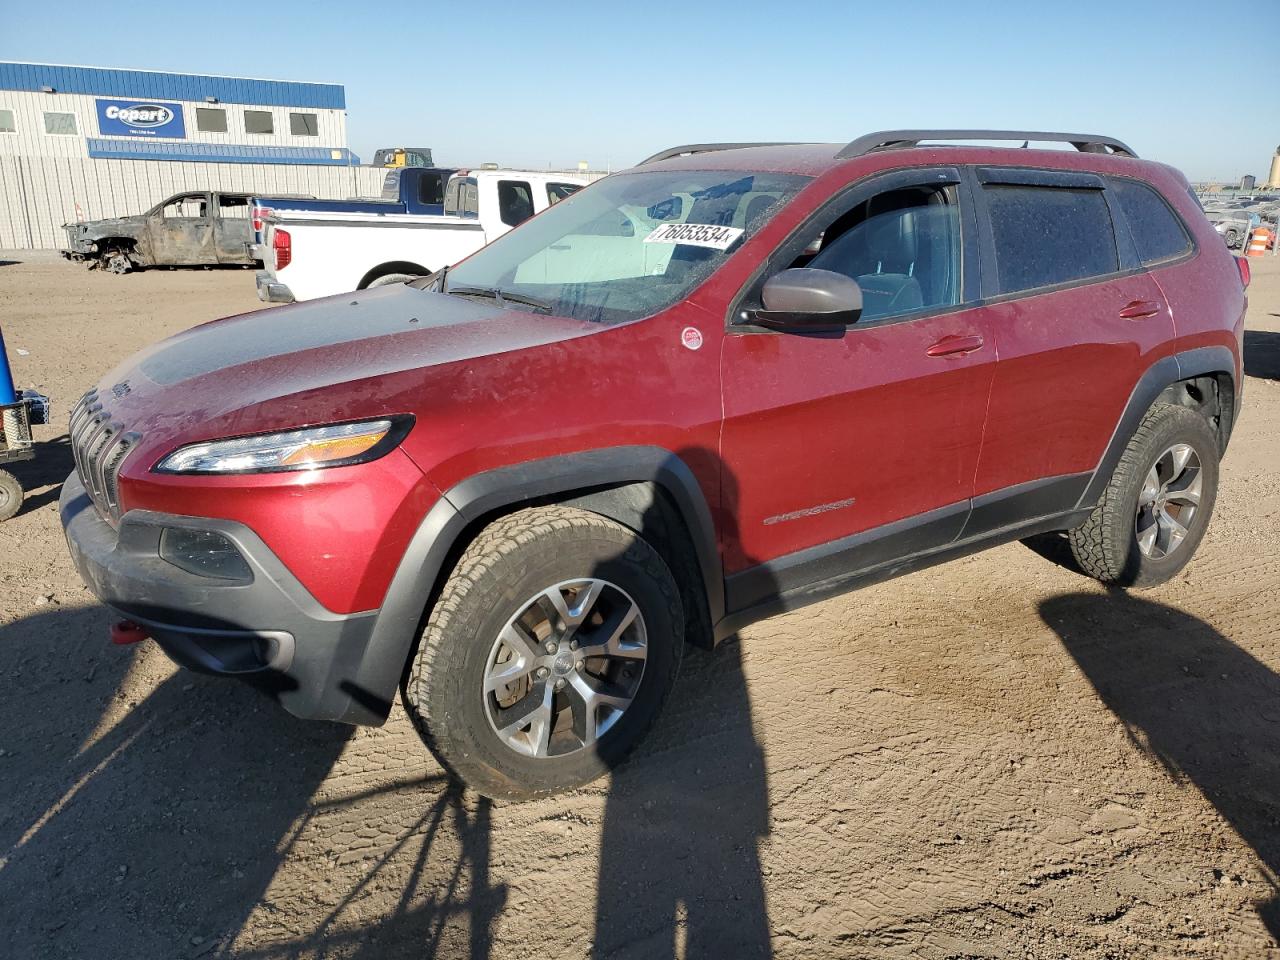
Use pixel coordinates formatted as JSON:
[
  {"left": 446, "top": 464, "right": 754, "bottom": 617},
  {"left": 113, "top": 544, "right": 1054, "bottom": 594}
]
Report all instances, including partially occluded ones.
[{"left": 255, "top": 169, "right": 589, "bottom": 303}]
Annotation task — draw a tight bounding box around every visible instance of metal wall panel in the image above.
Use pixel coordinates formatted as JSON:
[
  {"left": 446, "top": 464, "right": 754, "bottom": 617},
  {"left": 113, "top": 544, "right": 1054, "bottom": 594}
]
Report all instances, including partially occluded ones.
[{"left": 0, "top": 156, "right": 386, "bottom": 249}]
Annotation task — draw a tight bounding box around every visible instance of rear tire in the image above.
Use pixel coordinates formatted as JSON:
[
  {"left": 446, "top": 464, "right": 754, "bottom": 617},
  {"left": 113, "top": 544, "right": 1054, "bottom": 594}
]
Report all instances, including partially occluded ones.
[
  {"left": 0, "top": 469, "right": 23, "bottom": 521},
  {"left": 402, "top": 506, "right": 684, "bottom": 800},
  {"left": 1068, "top": 403, "right": 1219, "bottom": 587}
]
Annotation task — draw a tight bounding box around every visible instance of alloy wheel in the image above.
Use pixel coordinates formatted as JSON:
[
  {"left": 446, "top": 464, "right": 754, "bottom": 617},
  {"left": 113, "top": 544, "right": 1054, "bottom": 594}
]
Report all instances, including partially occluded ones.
[
  {"left": 482, "top": 578, "right": 647, "bottom": 758},
  {"left": 1135, "top": 442, "right": 1203, "bottom": 560}
]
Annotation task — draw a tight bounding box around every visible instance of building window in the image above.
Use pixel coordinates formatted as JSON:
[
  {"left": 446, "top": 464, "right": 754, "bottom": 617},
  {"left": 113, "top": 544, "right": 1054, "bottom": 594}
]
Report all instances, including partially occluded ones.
[
  {"left": 44, "top": 112, "right": 77, "bottom": 136},
  {"left": 0, "top": 109, "right": 15, "bottom": 133},
  {"left": 244, "top": 110, "right": 273, "bottom": 135},
  {"left": 289, "top": 112, "right": 318, "bottom": 136},
  {"left": 196, "top": 107, "right": 227, "bottom": 133}
]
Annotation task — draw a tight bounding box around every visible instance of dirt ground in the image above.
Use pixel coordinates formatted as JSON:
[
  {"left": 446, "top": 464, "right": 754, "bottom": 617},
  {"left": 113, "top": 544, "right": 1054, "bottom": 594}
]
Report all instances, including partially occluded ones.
[{"left": 1, "top": 249, "right": 1278, "bottom": 960}]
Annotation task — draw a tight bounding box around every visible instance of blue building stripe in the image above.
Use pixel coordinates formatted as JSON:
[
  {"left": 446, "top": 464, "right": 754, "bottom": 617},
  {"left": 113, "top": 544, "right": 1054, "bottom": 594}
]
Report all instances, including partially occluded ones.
[
  {"left": 0, "top": 62, "right": 344, "bottom": 109},
  {"left": 87, "top": 139, "right": 361, "bottom": 166}
]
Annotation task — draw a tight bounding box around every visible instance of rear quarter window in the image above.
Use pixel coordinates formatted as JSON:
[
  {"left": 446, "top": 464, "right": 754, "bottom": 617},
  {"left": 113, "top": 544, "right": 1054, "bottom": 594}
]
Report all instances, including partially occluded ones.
[
  {"left": 984, "top": 184, "right": 1118, "bottom": 294},
  {"left": 1109, "top": 178, "right": 1192, "bottom": 265}
]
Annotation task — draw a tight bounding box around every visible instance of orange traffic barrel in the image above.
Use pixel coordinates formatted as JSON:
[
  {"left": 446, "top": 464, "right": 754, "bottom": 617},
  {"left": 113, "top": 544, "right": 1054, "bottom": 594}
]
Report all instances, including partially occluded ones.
[{"left": 1247, "top": 227, "right": 1271, "bottom": 257}]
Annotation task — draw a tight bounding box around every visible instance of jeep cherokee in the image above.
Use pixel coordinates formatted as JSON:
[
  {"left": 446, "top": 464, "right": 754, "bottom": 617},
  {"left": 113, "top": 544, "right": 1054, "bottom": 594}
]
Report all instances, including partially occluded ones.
[{"left": 61, "top": 130, "right": 1248, "bottom": 799}]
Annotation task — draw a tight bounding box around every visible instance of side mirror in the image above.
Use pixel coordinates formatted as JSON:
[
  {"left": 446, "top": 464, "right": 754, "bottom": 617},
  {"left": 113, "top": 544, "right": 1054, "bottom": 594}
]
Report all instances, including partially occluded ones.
[{"left": 747, "top": 268, "right": 862, "bottom": 332}]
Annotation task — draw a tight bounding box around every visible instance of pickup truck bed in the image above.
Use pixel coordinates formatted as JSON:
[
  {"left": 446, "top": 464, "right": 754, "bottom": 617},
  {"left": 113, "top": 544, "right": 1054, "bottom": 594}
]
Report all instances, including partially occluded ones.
[
  {"left": 251, "top": 168, "right": 459, "bottom": 250},
  {"left": 255, "top": 170, "right": 590, "bottom": 302}
]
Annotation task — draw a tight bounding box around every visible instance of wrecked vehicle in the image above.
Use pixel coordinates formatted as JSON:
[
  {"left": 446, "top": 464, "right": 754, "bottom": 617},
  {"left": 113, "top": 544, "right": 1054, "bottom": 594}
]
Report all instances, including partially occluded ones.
[{"left": 62, "top": 191, "right": 303, "bottom": 273}]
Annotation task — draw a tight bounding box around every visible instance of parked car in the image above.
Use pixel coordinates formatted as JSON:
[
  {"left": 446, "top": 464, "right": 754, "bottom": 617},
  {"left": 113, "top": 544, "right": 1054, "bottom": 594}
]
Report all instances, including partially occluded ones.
[
  {"left": 62, "top": 191, "right": 310, "bottom": 273},
  {"left": 248, "top": 167, "right": 461, "bottom": 256},
  {"left": 255, "top": 169, "right": 587, "bottom": 302},
  {"left": 1204, "top": 212, "right": 1251, "bottom": 249},
  {"left": 61, "top": 130, "right": 1247, "bottom": 800}
]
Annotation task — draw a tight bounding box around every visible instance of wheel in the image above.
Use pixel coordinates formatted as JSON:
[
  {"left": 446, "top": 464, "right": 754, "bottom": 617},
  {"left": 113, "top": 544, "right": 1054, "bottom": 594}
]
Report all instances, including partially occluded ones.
[
  {"left": 367, "top": 272, "right": 419, "bottom": 288},
  {"left": 402, "top": 505, "right": 684, "bottom": 800},
  {"left": 103, "top": 251, "right": 133, "bottom": 274},
  {"left": 0, "top": 469, "right": 23, "bottom": 521},
  {"left": 1068, "top": 403, "right": 1219, "bottom": 587},
  {"left": 1224, "top": 229, "right": 1240, "bottom": 248}
]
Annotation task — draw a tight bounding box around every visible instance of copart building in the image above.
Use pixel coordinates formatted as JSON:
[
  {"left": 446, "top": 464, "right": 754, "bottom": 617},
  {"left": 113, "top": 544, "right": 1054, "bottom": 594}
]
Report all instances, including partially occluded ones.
[{"left": 0, "top": 61, "right": 385, "bottom": 249}]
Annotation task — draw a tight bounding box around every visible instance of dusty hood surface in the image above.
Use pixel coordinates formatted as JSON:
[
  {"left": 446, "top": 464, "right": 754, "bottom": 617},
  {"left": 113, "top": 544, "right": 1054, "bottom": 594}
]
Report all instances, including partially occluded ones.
[{"left": 92, "top": 283, "right": 596, "bottom": 448}]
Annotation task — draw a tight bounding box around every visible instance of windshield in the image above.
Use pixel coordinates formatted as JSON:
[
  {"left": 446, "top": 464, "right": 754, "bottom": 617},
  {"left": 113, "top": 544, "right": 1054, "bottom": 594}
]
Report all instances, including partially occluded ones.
[{"left": 438, "top": 170, "right": 810, "bottom": 325}]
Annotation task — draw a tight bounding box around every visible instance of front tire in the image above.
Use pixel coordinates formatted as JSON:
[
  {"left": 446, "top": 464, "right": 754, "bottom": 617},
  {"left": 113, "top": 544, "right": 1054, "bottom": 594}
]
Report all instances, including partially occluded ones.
[
  {"left": 402, "top": 506, "right": 684, "bottom": 800},
  {"left": 1068, "top": 403, "right": 1219, "bottom": 587},
  {"left": 102, "top": 250, "right": 133, "bottom": 274}
]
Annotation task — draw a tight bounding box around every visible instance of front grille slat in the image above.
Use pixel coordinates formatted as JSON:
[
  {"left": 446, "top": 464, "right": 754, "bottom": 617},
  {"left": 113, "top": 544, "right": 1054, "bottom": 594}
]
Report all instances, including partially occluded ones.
[{"left": 68, "top": 391, "right": 139, "bottom": 523}]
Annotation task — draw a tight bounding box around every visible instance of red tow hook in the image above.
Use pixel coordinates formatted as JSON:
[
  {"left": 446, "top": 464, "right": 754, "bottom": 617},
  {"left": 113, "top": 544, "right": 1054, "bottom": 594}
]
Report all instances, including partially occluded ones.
[{"left": 110, "top": 620, "right": 151, "bottom": 645}]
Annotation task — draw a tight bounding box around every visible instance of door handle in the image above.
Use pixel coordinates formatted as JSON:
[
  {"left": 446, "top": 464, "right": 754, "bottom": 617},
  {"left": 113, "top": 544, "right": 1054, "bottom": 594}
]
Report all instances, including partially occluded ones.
[
  {"left": 1119, "top": 299, "right": 1163, "bottom": 320},
  {"left": 926, "top": 334, "right": 985, "bottom": 358}
]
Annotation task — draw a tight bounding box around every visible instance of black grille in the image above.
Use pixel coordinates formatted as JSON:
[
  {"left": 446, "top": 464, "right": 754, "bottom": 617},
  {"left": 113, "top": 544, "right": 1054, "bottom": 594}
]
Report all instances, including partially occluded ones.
[{"left": 69, "top": 390, "right": 138, "bottom": 521}]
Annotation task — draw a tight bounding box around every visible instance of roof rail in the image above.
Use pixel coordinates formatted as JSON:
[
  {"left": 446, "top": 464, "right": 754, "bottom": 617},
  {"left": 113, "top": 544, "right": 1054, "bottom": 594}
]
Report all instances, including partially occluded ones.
[
  {"left": 637, "top": 142, "right": 803, "bottom": 166},
  {"left": 836, "top": 130, "right": 1137, "bottom": 160}
]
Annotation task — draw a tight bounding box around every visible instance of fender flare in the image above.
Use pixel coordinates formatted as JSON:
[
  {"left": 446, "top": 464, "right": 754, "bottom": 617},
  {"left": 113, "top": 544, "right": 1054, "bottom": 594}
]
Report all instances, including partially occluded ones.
[
  {"left": 1076, "top": 344, "right": 1238, "bottom": 510},
  {"left": 338, "top": 446, "right": 723, "bottom": 724}
]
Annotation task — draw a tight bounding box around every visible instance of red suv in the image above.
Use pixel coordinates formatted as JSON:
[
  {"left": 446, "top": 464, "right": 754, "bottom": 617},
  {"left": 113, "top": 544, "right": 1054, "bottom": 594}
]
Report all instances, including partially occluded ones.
[{"left": 61, "top": 130, "right": 1247, "bottom": 799}]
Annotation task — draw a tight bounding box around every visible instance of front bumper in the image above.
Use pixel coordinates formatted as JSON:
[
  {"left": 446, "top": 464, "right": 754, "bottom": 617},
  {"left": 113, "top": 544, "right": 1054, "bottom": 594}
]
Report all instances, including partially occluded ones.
[
  {"left": 59, "top": 471, "right": 390, "bottom": 724},
  {"left": 255, "top": 270, "right": 294, "bottom": 303}
]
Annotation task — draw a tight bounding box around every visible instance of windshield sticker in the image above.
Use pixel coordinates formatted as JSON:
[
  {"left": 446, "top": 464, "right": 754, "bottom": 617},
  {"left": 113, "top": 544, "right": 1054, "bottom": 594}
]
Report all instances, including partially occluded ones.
[{"left": 642, "top": 222, "right": 744, "bottom": 250}]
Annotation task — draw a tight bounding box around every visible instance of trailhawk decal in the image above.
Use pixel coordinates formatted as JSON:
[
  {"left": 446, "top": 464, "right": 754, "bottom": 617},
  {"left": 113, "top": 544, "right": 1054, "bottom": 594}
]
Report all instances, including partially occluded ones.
[{"left": 643, "top": 222, "right": 744, "bottom": 250}]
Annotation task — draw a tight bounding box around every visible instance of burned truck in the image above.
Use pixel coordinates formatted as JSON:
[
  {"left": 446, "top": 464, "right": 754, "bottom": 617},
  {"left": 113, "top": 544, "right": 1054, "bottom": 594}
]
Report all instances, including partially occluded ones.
[{"left": 61, "top": 190, "right": 305, "bottom": 273}]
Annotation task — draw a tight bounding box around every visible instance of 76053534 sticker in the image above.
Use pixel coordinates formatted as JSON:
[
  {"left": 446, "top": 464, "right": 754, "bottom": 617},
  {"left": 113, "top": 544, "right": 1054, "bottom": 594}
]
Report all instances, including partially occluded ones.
[{"left": 643, "top": 222, "right": 744, "bottom": 250}]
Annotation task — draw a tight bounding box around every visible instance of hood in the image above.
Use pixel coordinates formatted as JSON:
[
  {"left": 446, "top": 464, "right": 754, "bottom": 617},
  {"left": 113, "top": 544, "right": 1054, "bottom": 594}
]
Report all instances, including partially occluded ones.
[
  {"left": 94, "top": 284, "right": 597, "bottom": 458},
  {"left": 74, "top": 216, "right": 145, "bottom": 237}
]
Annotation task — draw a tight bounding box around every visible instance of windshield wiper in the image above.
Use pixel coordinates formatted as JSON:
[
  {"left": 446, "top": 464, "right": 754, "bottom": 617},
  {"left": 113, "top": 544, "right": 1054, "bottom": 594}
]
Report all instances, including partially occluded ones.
[{"left": 446, "top": 285, "right": 553, "bottom": 313}]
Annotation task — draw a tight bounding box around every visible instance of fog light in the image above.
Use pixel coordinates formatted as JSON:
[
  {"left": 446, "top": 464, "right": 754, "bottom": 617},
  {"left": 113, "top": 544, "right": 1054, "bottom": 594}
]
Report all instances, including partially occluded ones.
[{"left": 159, "top": 528, "right": 253, "bottom": 582}]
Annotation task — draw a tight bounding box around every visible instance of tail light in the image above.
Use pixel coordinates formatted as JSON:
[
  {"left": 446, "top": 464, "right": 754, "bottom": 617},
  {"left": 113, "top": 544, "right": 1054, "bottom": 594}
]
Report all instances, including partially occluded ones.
[
  {"left": 1235, "top": 255, "right": 1251, "bottom": 288},
  {"left": 251, "top": 205, "right": 270, "bottom": 233},
  {"left": 273, "top": 228, "right": 292, "bottom": 271}
]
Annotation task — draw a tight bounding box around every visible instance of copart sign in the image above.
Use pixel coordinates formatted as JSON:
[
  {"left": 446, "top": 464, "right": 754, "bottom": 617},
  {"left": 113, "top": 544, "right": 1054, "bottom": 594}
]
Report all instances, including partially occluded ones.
[{"left": 96, "top": 99, "right": 186, "bottom": 138}]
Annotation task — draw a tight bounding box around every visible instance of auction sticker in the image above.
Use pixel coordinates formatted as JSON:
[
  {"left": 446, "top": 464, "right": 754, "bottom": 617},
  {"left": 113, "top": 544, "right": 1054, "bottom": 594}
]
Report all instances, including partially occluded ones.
[
  {"left": 643, "top": 222, "right": 744, "bottom": 250},
  {"left": 681, "top": 327, "right": 704, "bottom": 351}
]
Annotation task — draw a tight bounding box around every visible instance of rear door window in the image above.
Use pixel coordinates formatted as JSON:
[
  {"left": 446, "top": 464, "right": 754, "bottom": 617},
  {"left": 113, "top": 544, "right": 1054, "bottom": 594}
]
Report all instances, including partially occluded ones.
[
  {"left": 417, "top": 172, "right": 446, "bottom": 206},
  {"left": 498, "top": 180, "right": 535, "bottom": 226},
  {"left": 1109, "top": 178, "right": 1192, "bottom": 265},
  {"left": 983, "top": 184, "right": 1118, "bottom": 294}
]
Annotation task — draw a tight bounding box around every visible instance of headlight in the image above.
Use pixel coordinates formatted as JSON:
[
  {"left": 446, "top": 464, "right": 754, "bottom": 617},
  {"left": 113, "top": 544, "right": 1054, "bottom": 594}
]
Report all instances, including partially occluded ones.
[{"left": 154, "top": 416, "right": 412, "bottom": 475}]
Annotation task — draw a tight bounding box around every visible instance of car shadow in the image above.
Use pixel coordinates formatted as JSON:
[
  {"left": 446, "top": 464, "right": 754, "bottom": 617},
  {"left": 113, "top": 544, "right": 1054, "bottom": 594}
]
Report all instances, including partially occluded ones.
[
  {"left": 0, "top": 604, "right": 354, "bottom": 959},
  {"left": 1019, "top": 529, "right": 1086, "bottom": 576},
  {"left": 1244, "top": 329, "right": 1280, "bottom": 381},
  {"left": 2, "top": 448, "right": 775, "bottom": 959},
  {"left": 591, "top": 450, "right": 774, "bottom": 959},
  {"left": 1040, "top": 590, "right": 1280, "bottom": 942}
]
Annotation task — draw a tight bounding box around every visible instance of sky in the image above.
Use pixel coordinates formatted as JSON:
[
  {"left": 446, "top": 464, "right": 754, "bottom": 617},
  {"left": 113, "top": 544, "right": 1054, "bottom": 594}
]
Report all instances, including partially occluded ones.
[{"left": 4, "top": 0, "right": 1277, "bottom": 181}]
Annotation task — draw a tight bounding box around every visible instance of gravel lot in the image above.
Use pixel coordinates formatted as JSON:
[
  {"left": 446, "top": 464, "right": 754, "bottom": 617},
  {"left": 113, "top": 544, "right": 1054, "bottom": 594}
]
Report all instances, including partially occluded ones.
[{"left": 1, "top": 250, "right": 1278, "bottom": 959}]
